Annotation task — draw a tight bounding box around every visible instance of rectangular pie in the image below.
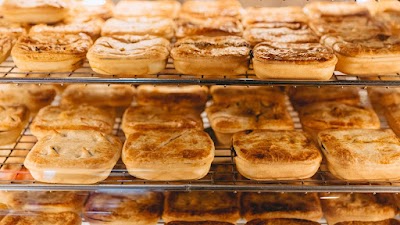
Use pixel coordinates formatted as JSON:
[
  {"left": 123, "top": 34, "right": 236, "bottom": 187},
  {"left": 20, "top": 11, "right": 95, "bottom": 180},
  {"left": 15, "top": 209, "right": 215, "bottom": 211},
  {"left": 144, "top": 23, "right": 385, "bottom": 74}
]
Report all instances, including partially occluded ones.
[
  {"left": 0, "top": 105, "right": 29, "bottom": 146},
  {"left": 31, "top": 104, "right": 116, "bottom": 138},
  {"left": 122, "top": 129, "right": 214, "bottom": 181},
  {"left": 11, "top": 33, "right": 93, "bottom": 72},
  {"left": 233, "top": 130, "right": 322, "bottom": 180},
  {"left": 163, "top": 191, "right": 240, "bottom": 223},
  {"left": 84, "top": 192, "right": 163, "bottom": 225},
  {"left": 210, "top": 85, "right": 283, "bottom": 103},
  {"left": 318, "top": 129, "right": 400, "bottom": 181},
  {"left": 320, "top": 193, "right": 397, "bottom": 225},
  {"left": 24, "top": 130, "right": 122, "bottom": 184},
  {"left": 206, "top": 96, "right": 294, "bottom": 146},
  {"left": 245, "top": 219, "right": 321, "bottom": 225},
  {"left": 180, "top": 0, "right": 242, "bottom": 19},
  {"left": 122, "top": 105, "right": 203, "bottom": 136},
  {"left": 0, "top": 212, "right": 81, "bottom": 225},
  {"left": 101, "top": 18, "right": 175, "bottom": 39},
  {"left": 87, "top": 35, "right": 170, "bottom": 77},
  {"left": 240, "top": 192, "right": 323, "bottom": 222},
  {"left": 299, "top": 102, "right": 380, "bottom": 142},
  {"left": 171, "top": 36, "right": 251, "bottom": 76},
  {"left": 113, "top": 0, "right": 181, "bottom": 19},
  {"left": 253, "top": 42, "right": 337, "bottom": 80},
  {"left": 242, "top": 7, "right": 308, "bottom": 27}
]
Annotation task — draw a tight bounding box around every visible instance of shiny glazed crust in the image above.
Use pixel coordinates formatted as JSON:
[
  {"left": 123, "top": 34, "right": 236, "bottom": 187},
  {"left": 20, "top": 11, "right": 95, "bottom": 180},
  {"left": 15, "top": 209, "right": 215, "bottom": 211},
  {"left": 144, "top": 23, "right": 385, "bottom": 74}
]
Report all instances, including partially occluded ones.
[
  {"left": 0, "top": 105, "right": 29, "bottom": 146},
  {"left": 122, "top": 106, "right": 203, "bottom": 136},
  {"left": 171, "top": 36, "right": 251, "bottom": 76},
  {"left": 0, "top": 212, "right": 81, "bottom": 225},
  {"left": 2, "top": 0, "right": 69, "bottom": 24},
  {"left": 233, "top": 130, "right": 322, "bottom": 180},
  {"left": 210, "top": 86, "right": 283, "bottom": 103},
  {"left": 303, "top": 2, "right": 370, "bottom": 18},
  {"left": 61, "top": 84, "right": 135, "bottom": 108},
  {"left": 253, "top": 42, "right": 336, "bottom": 80},
  {"left": 113, "top": 0, "right": 181, "bottom": 19},
  {"left": 101, "top": 18, "right": 175, "bottom": 39},
  {"left": 176, "top": 17, "right": 243, "bottom": 38},
  {"left": 320, "top": 193, "right": 397, "bottom": 225},
  {"left": 243, "top": 7, "right": 308, "bottom": 27},
  {"left": 163, "top": 192, "right": 240, "bottom": 223},
  {"left": 240, "top": 192, "right": 323, "bottom": 222},
  {"left": 2, "top": 191, "right": 87, "bottom": 213},
  {"left": 318, "top": 129, "right": 400, "bottom": 181},
  {"left": 245, "top": 219, "right": 321, "bottom": 225},
  {"left": 167, "top": 222, "right": 234, "bottom": 225},
  {"left": 122, "top": 129, "right": 214, "bottom": 181},
  {"left": 137, "top": 85, "right": 208, "bottom": 110},
  {"left": 12, "top": 33, "right": 92, "bottom": 72},
  {"left": 24, "top": 130, "right": 122, "bottom": 184},
  {"left": 335, "top": 220, "right": 400, "bottom": 225},
  {"left": 87, "top": 35, "right": 170, "bottom": 76},
  {"left": 31, "top": 104, "right": 116, "bottom": 138},
  {"left": 84, "top": 192, "right": 163, "bottom": 225},
  {"left": 181, "top": 0, "right": 242, "bottom": 19}
]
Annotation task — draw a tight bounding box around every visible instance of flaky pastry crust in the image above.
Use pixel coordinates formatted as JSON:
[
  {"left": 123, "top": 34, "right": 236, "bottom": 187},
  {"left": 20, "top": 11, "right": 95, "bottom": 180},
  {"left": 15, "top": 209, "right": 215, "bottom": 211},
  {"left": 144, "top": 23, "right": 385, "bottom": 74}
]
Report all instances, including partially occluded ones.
[
  {"left": 243, "top": 7, "right": 308, "bottom": 27},
  {"left": 113, "top": 0, "right": 181, "bottom": 19},
  {"left": 246, "top": 219, "right": 320, "bottom": 225},
  {"left": 303, "top": 2, "right": 370, "bottom": 18},
  {"left": 0, "top": 105, "right": 29, "bottom": 145},
  {"left": 0, "top": 212, "right": 81, "bottom": 225},
  {"left": 180, "top": 0, "right": 242, "bottom": 19},
  {"left": 176, "top": 16, "right": 243, "bottom": 38}
]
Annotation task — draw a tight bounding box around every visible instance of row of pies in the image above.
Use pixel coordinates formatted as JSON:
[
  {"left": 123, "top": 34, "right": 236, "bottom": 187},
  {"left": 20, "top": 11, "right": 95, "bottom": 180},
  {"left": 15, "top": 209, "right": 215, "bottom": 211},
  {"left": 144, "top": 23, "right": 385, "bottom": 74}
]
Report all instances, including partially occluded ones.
[
  {"left": 0, "top": 191, "right": 399, "bottom": 225},
  {"left": 1, "top": 84, "right": 400, "bottom": 183},
  {"left": 0, "top": 1, "right": 400, "bottom": 79}
]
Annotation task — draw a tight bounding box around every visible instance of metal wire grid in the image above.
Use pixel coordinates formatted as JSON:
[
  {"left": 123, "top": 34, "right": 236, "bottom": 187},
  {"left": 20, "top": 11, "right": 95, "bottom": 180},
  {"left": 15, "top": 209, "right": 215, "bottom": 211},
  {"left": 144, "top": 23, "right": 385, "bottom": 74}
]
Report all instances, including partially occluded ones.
[
  {"left": 0, "top": 90, "right": 399, "bottom": 192},
  {"left": 1, "top": 57, "right": 400, "bottom": 86}
]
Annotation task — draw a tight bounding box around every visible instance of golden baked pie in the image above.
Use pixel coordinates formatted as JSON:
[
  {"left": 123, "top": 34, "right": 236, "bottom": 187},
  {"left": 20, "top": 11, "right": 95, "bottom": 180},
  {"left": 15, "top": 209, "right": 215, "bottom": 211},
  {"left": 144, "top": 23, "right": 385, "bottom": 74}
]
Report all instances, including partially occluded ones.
[
  {"left": 233, "top": 130, "right": 322, "bottom": 180},
  {"left": 87, "top": 35, "right": 170, "bottom": 77},
  {"left": 180, "top": 0, "right": 242, "bottom": 19},
  {"left": 376, "top": 2, "right": 400, "bottom": 34},
  {"left": 253, "top": 42, "right": 337, "bottom": 80},
  {"left": 384, "top": 104, "right": 400, "bottom": 137},
  {"left": 0, "top": 212, "right": 81, "bottom": 225},
  {"left": 368, "top": 87, "right": 400, "bottom": 110},
  {"left": 113, "top": 0, "right": 181, "bottom": 19},
  {"left": 0, "top": 105, "right": 29, "bottom": 146},
  {"left": 0, "top": 34, "right": 15, "bottom": 65},
  {"left": 84, "top": 192, "right": 163, "bottom": 225},
  {"left": 11, "top": 33, "right": 92, "bottom": 72},
  {"left": 31, "top": 104, "right": 116, "bottom": 138},
  {"left": 0, "top": 18, "right": 26, "bottom": 39},
  {"left": 335, "top": 220, "right": 400, "bottom": 225},
  {"left": 322, "top": 34, "right": 400, "bottom": 75},
  {"left": 242, "top": 7, "right": 308, "bottom": 27},
  {"left": 171, "top": 36, "right": 251, "bottom": 76},
  {"left": 210, "top": 86, "right": 282, "bottom": 103},
  {"left": 122, "top": 105, "right": 203, "bottom": 136},
  {"left": 163, "top": 191, "right": 240, "bottom": 223},
  {"left": 318, "top": 129, "right": 400, "bottom": 181},
  {"left": 101, "top": 18, "right": 175, "bottom": 39},
  {"left": 320, "top": 193, "right": 397, "bottom": 225},
  {"left": 69, "top": 0, "right": 114, "bottom": 20},
  {"left": 176, "top": 16, "right": 243, "bottom": 38},
  {"left": 245, "top": 219, "right": 321, "bottom": 225},
  {"left": 304, "top": 2, "right": 370, "bottom": 19},
  {"left": 240, "top": 192, "right": 323, "bottom": 222},
  {"left": 24, "top": 130, "right": 122, "bottom": 184},
  {"left": 122, "top": 129, "right": 214, "bottom": 181}
]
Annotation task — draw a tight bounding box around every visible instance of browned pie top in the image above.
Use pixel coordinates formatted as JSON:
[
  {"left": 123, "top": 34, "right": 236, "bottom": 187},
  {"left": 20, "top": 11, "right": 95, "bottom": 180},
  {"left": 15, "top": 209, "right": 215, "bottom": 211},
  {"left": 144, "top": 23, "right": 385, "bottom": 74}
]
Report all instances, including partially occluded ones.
[
  {"left": 181, "top": 0, "right": 242, "bottom": 19},
  {"left": 2, "top": 0, "right": 69, "bottom": 9},
  {"left": 304, "top": 2, "right": 370, "bottom": 18},
  {"left": 246, "top": 219, "right": 321, "bottom": 225},
  {"left": 176, "top": 16, "right": 243, "bottom": 38},
  {"left": 210, "top": 86, "right": 282, "bottom": 103},
  {"left": 167, "top": 222, "right": 235, "bottom": 225},
  {"left": 244, "top": 27, "right": 319, "bottom": 45},
  {"left": 113, "top": 0, "right": 180, "bottom": 18},
  {"left": 335, "top": 220, "right": 400, "bottom": 225},
  {"left": 319, "top": 129, "right": 400, "bottom": 165},
  {"left": 0, "top": 212, "right": 81, "bottom": 225},
  {"left": 0, "top": 105, "right": 29, "bottom": 131},
  {"left": 322, "top": 34, "right": 400, "bottom": 57},
  {"left": 233, "top": 130, "right": 321, "bottom": 164},
  {"left": 84, "top": 192, "right": 163, "bottom": 222},
  {"left": 88, "top": 35, "right": 170, "bottom": 60},
  {"left": 253, "top": 42, "right": 334, "bottom": 62},
  {"left": 243, "top": 7, "right": 308, "bottom": 26},
  {"left": 171, "top": 36, "right": 250, "bottom": 59}
]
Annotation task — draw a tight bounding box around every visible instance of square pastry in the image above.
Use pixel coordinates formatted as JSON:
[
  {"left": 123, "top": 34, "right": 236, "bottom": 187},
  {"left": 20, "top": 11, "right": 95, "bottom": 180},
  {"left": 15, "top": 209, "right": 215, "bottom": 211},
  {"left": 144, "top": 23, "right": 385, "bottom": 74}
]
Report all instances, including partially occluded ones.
[
  {"left": 24, "top": 130, "right": 122, "bottom": 184},
  {"left": 61, "top": 84, "right": 135, "bottom": 108},
  {"left": 137, "top": 85, "right": 209, "bottom": 112},
  {"left": 122, "top": 105, "right": 203, "bottom": 136},
  {"left": 240, "top": 192, "right": 323, "bottom": 222},
  {"left": 87, "top": 35, "right": 170, "bottom": 77},
  {"left": 101, "top": 18, "right": 175, "bottom": 39},
  {"left": 253, "top": 42, "right": 337, "bottom": 80},
  {"left": 318, "top": 129, "right": 400, "bottom": 181},
  {"left": 242, "top": 7, "right": 308, "bottom": 28},
  {"left": 163, "top": 191, "right": 240, "bottom": 223},
  {"left": 175, "top": 16, "right": 243, "bottom": 38},
  {"left": 0, "top": 212, "right": 80, "bottom": 225},
  {"left": 2, "top": 0, "right": 70, "bottom": 24},
  {"left": 113, "top": 0, "right": 181, "bottom": 19},
  {"left": 171, "top": 36, "right": 251, "bottom": 76},
  {"left": 245, "top": 219, "right": 321, "bottom": 225},
  {"left": 320, "top": 193, "right": 397, "bottom": 225},
  {"left": 335, "top": 220, "right": 400, "bottom": 225},
  {"left": 0, "top": 105, "right": 29, "bottom": 146},
  {"left": 11, "top": 33, "right": 93, "bottom": 72},
  {"left": 31, "top": 104, "right": 116, "bottom": 138},
  {"left": 180, "top": 0, "right": 242, "bottom": 19},
  {"left": 1, "top": 191, "right": 87, "bottom": 213},
  {"left": 321, "top": 34, "right": 400, "bottom": 75},
  {"left": 233, "top": 130, "right": 322, "bottom": 180},
  {"left": 300, "top": 102, "right": 380, "bottom": 142},
  {"left": 206, "top": 97, "right": 294, "bottom": 146},
  {"left": 122, "top": 129, "right": 214, "bottom": 181},
  {"left": 210, "top": 86, "right": 283, "bottom": 103},
  {"left": 84, "top": 192, "right": 163, "bottom": 225}
]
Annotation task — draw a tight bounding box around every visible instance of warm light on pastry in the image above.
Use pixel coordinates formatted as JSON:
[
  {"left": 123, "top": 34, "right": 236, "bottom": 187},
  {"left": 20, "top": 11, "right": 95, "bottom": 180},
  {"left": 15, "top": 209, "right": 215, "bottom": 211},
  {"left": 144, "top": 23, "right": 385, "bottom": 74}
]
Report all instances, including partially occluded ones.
[
  {"left": 180, "top": 0, "right": 243, "bottom": 19},
  {"left": 0, "top": 212, "right": 81, "bottom": 225},
  {"left": 0, "top": 105, "right": 29, "bottom": 146},
  {"left": 176, "top": 16, "right": 243, "bottom": 38},
  {"left": 243, "top": 6, "right": 308, "bottom": 27},
  {"left": 113, "top": 0, "right": 181, "bottom": 19},
  {"left": 70, "top": 0, "right": 114, "bottom": 20},
  {"left": 0, "top": 35, "right": 15, "bottom": 64}
]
